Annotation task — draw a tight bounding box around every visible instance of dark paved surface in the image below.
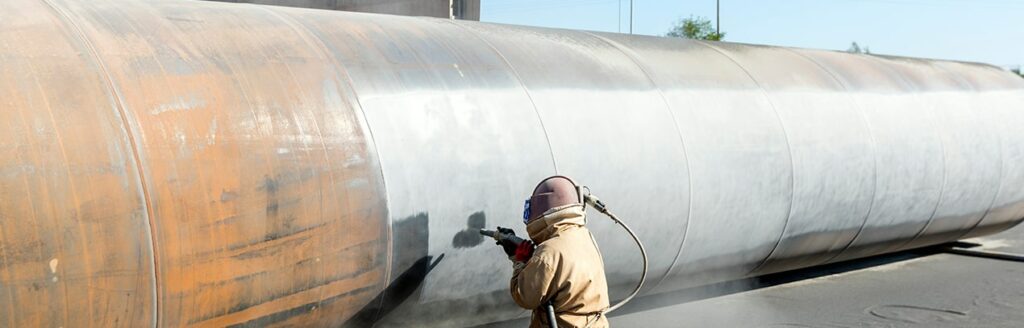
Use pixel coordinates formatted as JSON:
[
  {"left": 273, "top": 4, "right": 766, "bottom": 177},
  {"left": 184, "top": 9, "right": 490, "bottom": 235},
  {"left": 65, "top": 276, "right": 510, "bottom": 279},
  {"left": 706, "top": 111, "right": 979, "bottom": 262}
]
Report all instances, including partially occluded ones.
[
  {"left": 964, "top": 223, "right": 1024, "bottom": 254},
  {"left": 608, "top": 223, "right": 1024, "bottom": 327},
  {"left": 476, "top": 223, "right": 1024, "bottom": 327}
]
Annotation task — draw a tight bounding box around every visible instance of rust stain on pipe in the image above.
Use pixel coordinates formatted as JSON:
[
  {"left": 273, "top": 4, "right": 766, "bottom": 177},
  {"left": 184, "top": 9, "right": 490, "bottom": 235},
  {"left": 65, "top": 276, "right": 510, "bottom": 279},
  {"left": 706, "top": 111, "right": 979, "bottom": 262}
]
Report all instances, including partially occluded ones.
[
  {"left": 2, "top": 0, "right": 1024, "bottom": 327},
  {"left": 1, "top": 0, "right": 389, "bottom": 326}
]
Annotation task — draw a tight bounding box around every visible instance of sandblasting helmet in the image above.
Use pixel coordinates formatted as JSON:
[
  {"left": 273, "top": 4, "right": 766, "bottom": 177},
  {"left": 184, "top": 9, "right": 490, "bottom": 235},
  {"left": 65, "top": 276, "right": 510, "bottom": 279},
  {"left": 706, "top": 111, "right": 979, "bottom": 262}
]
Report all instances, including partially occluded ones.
[{"left": 523, "top": 176, "right": 582, "bottom": 223}]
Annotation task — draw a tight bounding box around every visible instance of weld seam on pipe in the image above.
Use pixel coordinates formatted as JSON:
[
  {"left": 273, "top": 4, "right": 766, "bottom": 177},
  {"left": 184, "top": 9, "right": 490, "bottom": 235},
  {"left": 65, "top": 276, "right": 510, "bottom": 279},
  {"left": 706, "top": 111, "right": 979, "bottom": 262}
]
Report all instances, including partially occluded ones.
[
  {"left": 37, "top": 1, "right": 163, "bottom": 326},
  {"left": 697, "top": 42, "right": 799, "bottom": 277}
]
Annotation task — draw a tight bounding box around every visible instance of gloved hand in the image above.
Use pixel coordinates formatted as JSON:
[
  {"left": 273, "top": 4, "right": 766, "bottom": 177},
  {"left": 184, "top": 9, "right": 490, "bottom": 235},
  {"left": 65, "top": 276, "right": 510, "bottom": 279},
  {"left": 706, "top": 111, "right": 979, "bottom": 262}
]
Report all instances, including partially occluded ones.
[
  {"left": 487, "top": 227, "right": 534, "bottom": 263},
  {"left": 496, "top": 227, "right": 523, "bottom": 257},
  {"left": 513, "top": 239, "right": 534, "bottom": 263}
]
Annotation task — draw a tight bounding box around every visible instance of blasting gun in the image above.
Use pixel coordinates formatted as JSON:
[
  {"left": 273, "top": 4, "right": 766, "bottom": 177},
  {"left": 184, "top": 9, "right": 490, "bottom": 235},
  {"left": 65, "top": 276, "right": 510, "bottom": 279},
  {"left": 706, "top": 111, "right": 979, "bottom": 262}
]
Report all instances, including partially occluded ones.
[
  {"left": 480, "top": 227, "right": 533, "bottom": 262},
  {"left": 479, "top": 227, "right": 526, "bottom": 245}
]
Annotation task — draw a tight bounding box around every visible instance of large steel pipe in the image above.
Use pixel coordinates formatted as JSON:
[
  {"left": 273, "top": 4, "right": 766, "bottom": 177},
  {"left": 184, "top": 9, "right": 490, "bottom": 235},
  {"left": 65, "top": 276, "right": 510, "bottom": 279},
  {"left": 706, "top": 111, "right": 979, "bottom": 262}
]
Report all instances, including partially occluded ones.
[{"left": 1, "top": 0, "right": 1023, "bottom": 327}]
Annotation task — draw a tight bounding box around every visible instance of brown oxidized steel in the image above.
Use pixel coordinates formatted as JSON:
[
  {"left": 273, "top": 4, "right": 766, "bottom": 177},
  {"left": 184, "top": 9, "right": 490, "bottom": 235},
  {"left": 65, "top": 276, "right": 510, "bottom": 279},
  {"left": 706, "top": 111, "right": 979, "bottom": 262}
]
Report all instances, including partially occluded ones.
[
  {"left": 1, "top": 0, "right": 1024, "bottom": 327},
  {"left": 1, "top": 0, "right": 388, "bottom": 327}
]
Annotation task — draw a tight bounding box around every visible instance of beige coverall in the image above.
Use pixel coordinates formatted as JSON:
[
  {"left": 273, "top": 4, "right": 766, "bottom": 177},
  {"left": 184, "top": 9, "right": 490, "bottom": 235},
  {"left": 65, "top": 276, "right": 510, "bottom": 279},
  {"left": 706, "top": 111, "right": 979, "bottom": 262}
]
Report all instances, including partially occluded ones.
[{"left": 511, "top": 204, "right": 611, "bottom": 328}]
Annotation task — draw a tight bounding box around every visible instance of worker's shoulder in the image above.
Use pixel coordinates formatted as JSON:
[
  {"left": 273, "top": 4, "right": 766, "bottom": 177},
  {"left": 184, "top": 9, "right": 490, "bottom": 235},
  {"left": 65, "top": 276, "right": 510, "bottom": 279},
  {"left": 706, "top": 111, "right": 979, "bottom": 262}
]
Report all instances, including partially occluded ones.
[{"left": 533, "top": 227, "right": 596, "bottom": 256}]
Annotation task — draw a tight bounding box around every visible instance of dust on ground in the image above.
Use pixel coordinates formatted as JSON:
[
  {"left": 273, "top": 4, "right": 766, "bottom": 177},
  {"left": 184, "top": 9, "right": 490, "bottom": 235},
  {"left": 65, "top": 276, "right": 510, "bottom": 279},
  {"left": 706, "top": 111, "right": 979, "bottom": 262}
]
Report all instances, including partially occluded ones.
[{"left": 608, "top": 224, "right": 1024, "bottom": 327}]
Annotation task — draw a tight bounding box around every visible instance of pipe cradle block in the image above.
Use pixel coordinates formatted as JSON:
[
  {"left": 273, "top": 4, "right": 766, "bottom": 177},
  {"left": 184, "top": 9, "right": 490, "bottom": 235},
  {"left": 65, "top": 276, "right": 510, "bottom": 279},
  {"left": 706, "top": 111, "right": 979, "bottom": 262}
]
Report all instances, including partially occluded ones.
[{"left": 1, "top": 0, "right": 1023, "bottom": 327}]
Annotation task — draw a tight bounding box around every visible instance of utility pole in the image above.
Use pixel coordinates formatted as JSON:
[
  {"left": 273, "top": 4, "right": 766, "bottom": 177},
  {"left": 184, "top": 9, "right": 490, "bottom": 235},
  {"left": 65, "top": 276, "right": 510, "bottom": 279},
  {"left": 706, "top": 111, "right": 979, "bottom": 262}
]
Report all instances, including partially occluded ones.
[
  {"left": 629, "top": 0, "right": 634, "bottom": 34},
  {"left": 716, "top": 0, "right": 720, "bottom": 36}
]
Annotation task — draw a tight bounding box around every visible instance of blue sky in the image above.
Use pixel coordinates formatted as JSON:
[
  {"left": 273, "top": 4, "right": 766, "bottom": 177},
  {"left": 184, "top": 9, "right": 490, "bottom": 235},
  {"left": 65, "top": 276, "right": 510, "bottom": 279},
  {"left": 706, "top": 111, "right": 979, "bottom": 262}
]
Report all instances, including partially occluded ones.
[{"left": 480, "top": 0, "right": 1023, "bottom": 69}]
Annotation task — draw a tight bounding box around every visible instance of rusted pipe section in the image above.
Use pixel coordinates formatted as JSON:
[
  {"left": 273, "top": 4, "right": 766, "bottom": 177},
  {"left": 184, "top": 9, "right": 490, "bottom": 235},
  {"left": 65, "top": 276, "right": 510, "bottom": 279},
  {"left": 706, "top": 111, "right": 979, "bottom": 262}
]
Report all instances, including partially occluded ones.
[
  {"left": 1, "top": 0, "right": 389, "bottom": 326},
  {"left": 1, "top": 0, "right": 1023, "bottom": 327}
]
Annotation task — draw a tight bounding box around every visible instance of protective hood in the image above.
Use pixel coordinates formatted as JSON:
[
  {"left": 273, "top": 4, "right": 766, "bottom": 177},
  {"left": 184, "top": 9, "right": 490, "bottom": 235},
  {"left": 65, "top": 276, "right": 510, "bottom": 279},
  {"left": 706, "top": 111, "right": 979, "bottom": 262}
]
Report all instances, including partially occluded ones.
[
  {"left": 527, "top": 176, "right": 581, "bottom": 222},
  {"left": 526, "top": 204, "right": 586, "bottom": 244}
]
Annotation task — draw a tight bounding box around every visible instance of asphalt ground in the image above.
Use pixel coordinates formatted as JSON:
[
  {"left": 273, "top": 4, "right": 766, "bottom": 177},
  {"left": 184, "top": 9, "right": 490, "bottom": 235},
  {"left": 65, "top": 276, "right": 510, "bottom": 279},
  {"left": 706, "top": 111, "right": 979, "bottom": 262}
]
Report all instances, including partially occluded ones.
[
  {"left": 478, "top": 223, "right": 1024, "bottom": 327},
  {"left": 607, "top": 223, "right": 1024, "bottom": 327}
]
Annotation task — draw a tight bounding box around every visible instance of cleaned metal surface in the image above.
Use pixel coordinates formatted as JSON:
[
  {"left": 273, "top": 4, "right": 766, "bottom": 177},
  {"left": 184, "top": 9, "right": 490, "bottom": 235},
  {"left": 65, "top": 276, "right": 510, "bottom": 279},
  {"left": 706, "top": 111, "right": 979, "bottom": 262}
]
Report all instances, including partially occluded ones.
[
  {"left": 700, "top": 42, "right": 877, "bottom": 275},
  {"left": 1, "top": 0, "right": 1023, "bottom": 327},
  {"left": 797, "top": 50, "right": 945, "bottom": 263},
  {"left": 451, "top": 23, "right": 693, "bottom": 300},
  {"left": 588, "top": 34, "right": 791, "bottom": 290},
  {"left": 884, "top": 58, "right": 1004, "bottom": 250},
  {"left": 283, "top": 11, "right": 556, "bottom": 326}
]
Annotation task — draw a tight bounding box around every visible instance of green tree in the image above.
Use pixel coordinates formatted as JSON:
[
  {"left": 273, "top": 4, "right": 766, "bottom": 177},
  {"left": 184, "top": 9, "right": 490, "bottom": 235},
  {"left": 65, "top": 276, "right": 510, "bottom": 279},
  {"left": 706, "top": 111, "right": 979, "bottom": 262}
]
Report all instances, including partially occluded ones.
[
  {"left": 666, "top": 15, "right": 725, "bottom": 41},
  {"left": 847, "top": 42, "right": 871, "bottom": 54},
  {"left": 1013, "top": 67, "right": 1023, "bottom": 79}
]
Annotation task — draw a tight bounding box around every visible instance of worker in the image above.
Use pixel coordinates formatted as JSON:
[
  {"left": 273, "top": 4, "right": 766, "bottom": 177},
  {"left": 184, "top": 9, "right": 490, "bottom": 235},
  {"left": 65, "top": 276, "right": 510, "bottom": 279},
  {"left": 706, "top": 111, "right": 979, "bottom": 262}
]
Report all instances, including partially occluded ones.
[{"left": 495, "top": 176, "right": 611, "bottom": 328}]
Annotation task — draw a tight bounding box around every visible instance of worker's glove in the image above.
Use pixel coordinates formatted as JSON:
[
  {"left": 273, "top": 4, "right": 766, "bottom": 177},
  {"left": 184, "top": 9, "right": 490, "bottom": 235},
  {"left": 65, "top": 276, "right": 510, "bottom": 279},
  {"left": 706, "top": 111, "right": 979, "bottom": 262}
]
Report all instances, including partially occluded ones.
[
  {"left": 513, "top": 239, "right": 534, "bottom": 262},
  {"left": 496, "top": 227, "right": 523, "bottom": 257},
  {"left": 491, "top": 227, "right": 533, "bottom": 263}
]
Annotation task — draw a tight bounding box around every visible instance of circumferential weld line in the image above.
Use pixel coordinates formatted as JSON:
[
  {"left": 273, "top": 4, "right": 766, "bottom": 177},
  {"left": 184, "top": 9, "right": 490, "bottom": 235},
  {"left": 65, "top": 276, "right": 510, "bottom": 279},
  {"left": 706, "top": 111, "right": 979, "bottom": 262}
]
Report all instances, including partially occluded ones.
[
  {"left": 786, "top": 49, "right": 879, "bottom": 265},
  {"left": 578, "top": 31, "right": 694, "bottom": 292},
  {"left": 696, "top": 42, "right": 798, "bottom": 277},
  {"left": 253, "top": 6, "right": 342, "bottom": 322},
  {"left": 891, "top": 64, "right": 953, "bottom": 251},
  {"left": 443, "top": 19, "right": 560, "bottom": 174},
  {"left": 260, "top": 7, "right": 397, "bottom": 323},
  {"left": 867, "top": 58, "right": 947, "bottom": 254},
  {"left": 38, "top": 1, "right": 161, "bottom": 327},
  {"left": 932, "top": 64, "right": 1005, "bottom": 241}
]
